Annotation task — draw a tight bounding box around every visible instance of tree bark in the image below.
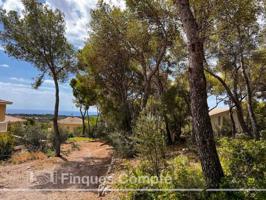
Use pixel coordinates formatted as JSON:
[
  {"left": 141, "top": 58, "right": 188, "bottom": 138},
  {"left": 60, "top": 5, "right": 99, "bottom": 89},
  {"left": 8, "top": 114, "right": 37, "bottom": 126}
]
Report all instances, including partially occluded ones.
[
  {"left": 53, "top": 78, "right": 61, "bottom": 157},
  {"left": 229, "top": 103, "right": 236, "bottom": 138},
  {"left": 240, "top": 58, "right": 260, "bottom": 140},
  {"left": 80, "top": 107, "right": 86, "bottom": 136},
  {"left": 176, "top": 0, "right": 224, "bottom": 188},
  {"left": 87, "top": 110, "right": 91, "bottom": 137},
  {"left": 164, "top": 115, "right": 174, "bottom": 145}
]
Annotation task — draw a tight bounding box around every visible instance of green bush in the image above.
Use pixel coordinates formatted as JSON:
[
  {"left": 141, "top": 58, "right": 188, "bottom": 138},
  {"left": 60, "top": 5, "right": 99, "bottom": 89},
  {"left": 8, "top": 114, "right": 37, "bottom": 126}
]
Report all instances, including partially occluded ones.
[
  {"left": 133, "top": 110, "right": 167, "bottom": 177},
  {"left": 0, "top": 133, "right": 14, "bottom": 160},
  {"left": 218, "top": 138, "right": 266, "bottom": 199},
  {"left": 8, "top": 123, "right": 25, "bottom": 140},
  {"left": 107, "top": 130, "right": 135, "bottom": 158},
  {"left": 73, "top": 126, "right": 83, "bottom": 137},
  {"left": 48, "top": 127, "right": 69, "bottom": 149},
  {"left": 9, "top": 123, "right": 47, "bottom": 151},
  {"left": 118, "top": 138, "right": 266, "bottom": 200},
  {"left": 118, "top": 155, "right": 204, "bottom": 200},
  {"left": 23, "top": 124, "right": 48, "bottom": 151},
  {"left": 260, "top": 129, "right": 266, "bottom": 140}
]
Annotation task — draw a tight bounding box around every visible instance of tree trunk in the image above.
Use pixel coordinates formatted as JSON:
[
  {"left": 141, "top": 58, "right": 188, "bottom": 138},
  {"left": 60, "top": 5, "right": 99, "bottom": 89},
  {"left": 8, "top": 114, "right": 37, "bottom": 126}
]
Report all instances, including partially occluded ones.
[
  {"left": 240, "top": 58, "right": 260, "bottom": 140},
  {"left": 94, "top": 106, "right": 99, "bottom": 130},
  {"left": 234, "top": 102, "right": 252, "bottom": 137},
  {"left": 53, "top": 78, "right": 61, "bottom": 157},
  {"left": 80, "top": 107, "right": 86, "bottom": 136},
  {"left": 87, "top": 110, "right": 91, "bottom": 137},
  {"left": 164, "top": 115, "right": 173, "bottom": 145},
  {"left": 176, "top": 0, "right": 224, "bottom": 188},
  {"left": 142, "top": 83, "right": 151, "bottom": 108},
  {"left": 229, "top": 104, "right": 236, "bottom": 138}
]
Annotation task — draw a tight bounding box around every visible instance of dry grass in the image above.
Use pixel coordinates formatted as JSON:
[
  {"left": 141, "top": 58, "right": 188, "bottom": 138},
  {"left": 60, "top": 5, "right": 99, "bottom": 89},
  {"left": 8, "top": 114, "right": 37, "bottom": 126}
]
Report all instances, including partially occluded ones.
[{"left": 11, "top": 151, "right": 47, "bottom": 164}]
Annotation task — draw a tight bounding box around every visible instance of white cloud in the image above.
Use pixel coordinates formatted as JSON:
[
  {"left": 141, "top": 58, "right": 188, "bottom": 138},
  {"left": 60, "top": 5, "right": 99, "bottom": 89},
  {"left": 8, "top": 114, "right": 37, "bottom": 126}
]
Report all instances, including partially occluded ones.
[
  {"left": 0, "top": 45, "right": 4, "bottom": 51},
  {"left": 10, "top": 77, "right": 31, "bottom": 83},
  {"left": 0, "top": 0, "right": 24, "bottom": 14},
  {"left": 45, "top": 0, "right": 125, "bottom": 48},
  {"left": 1, "top": 0, "right": 125, "bottom": 48},
  {"left": 0, "top": 64, "right": 9, "bottom": 68},
  {"left": 45, "top": 0, "right": 98, "bottom": 48},
  {"left": 43, "top": 79, "right": 54, "bottom": 85}
]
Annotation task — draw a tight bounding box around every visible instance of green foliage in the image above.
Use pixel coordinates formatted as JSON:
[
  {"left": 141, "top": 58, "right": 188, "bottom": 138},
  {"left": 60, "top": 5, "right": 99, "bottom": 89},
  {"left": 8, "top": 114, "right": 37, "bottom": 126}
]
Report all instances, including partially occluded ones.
[
  {"left": 118, "top": 155, "right": 204, "bottom": 200},
  {"left": 0, "top": 0, "right": 76, "bottom": 156},
  {"left": 254, "top": 101, "right": 266, "bottom": 133},
  {"left": 72, "top": 126, "right": 83, "bottom": 137},
  {"left": 8, "top": 123, "right": 25, "bottom": 138},
  {"left": 218, "top": 138, "right": 266, "bottom": 199},
  {"left": 9, "top": 123, "right": 47, "bottom": 151},
  {"left": 23, "top": 124, "right": 48, "bottom": 151},
  {"left": 119, "top": 138, "right": 266, "bottom": 200},
  {"left": 0, "top": 133, "right": 14, "bottom": 160},
  {"left": 161, "top": 83, "right": 190, "bottom": 141},
  {"left": 107, "top": 131, "right": 135, "bottom": 158},
  {"left": 70, "top": 75, "right": 97, "bottom": 108},
  {"left": 67, "top": 137, "right": 94, "bottom": 143},
  {"left": 133, "top": 101, "right": 167, "bottom": 176},
  {"left": 48, "top": 127, "right": 69, "bottom": 149},
  {"left": 45, "top": 148, "right": 55, "bottom": 157}
]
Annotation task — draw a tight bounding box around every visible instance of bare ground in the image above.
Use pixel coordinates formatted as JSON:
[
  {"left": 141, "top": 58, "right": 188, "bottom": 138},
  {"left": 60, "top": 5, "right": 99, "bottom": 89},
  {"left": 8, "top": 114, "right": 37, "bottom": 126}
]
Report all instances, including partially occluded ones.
[{"left": 0, "top": 141, "right": 119, "bottom": 200}]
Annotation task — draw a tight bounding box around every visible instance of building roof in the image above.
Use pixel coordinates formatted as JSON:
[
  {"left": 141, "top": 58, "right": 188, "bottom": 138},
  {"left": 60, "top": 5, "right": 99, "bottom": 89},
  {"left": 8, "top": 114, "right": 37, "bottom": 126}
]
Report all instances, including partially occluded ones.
[
  {"left": 0, "top": 99, "right": 13, "bottom": 105},
  {"left": 4, "top": 115, "right": 26, "bottom": 123},
  {"left": 58, "top": 117, "right": 83, "bottom": 125},
  {"left": 209, "top": 107, "right": 230, "bottom": 116}
]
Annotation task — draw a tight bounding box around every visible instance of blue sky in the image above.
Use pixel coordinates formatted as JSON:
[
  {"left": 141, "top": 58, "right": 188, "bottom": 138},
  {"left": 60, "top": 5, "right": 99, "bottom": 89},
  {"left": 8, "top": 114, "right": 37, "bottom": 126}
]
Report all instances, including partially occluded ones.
[
  {"left": 0, "top": 0, "right": 125, "bottom": 113},
  {"left": 0, "top": 0, "right": 219, "bottom": 113}
]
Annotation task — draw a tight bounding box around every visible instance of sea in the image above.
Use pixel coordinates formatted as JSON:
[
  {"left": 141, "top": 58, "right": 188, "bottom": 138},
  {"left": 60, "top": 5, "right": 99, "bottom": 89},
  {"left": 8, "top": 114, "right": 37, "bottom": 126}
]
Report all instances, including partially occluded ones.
[{"left": 6, "top": 109, "right": 98, "bottom": 116}]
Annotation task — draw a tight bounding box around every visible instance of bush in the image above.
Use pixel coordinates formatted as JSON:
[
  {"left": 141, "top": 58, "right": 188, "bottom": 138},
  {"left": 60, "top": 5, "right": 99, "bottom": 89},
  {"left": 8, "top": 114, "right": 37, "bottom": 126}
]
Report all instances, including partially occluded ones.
[
  {"left": 107, "top": 131, "right": 135, "bottom": 158},
  {"left": 8, "top": 123, "right": 25, "bottom": 136},
  {"left": 260, "top": 129, "right": 266, "bottom": 140},
  {"left": 118, "top": 137, "right": 266, "bottom": 200},
  {"left": 218, "top": 138, "right": 266, "bottom": 199},
  {"left": 73, "top": 126, "right": 83, "bottom": 137},
  {"left": 0, "top": 133, "right": 14, "bottom": 160},
  {"left": 9, "top": 123, "right": 48, "bottom": 150},
  {"left": 133, "top": 110, "right": 167, "bottom": 177},
  {"left": 48, "top": 127, "right": 69, "bottom": 149},
  {"left": 23, "top": 124, "right": 48, "bottom": 151},
  {"left": 118, "top": 155, "right": 204, "bottom": 200}
]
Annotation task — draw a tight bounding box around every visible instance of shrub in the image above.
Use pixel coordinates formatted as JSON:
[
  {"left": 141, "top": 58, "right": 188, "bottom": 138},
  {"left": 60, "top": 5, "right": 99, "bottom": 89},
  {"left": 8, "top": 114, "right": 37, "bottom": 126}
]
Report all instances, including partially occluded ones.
[
  {"left": 9, "top": 123, "right": 48, "bottom": 150},
  {"left": 107, "top": 130, "right": 135, "bottom": 158},
  {"left": 260, "top": 129, "right": 266, "bottom": 140},
  {"left": 8, "top": 123, "right": 25, "bottom": 145},
  {"left": 0, "top": 133, "right": 14, "bottom": 160},
  {"left": 73, "top": 126, "right": 83, "bottom": 137},
  {"left": 218, "top": 138, "right": 266, "bottom": 199},
  {"left": 118, "top": 155, "right": 204, "bottom": 200},
  {"left": 23, "top": 124, "right": 48, "bottom": 151},
  {"left": 48, "top": 127, "right": 69, "bottom": 149},
  {"left": 133, "top": 112, "right": 167, "bottom": 177}
]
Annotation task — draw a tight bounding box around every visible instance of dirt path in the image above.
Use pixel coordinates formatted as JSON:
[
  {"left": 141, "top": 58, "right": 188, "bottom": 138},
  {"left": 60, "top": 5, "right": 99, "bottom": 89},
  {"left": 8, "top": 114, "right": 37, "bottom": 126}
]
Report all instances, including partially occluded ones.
[{"left": 0, "top": 141, "right": 115, "bottom": 200}]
